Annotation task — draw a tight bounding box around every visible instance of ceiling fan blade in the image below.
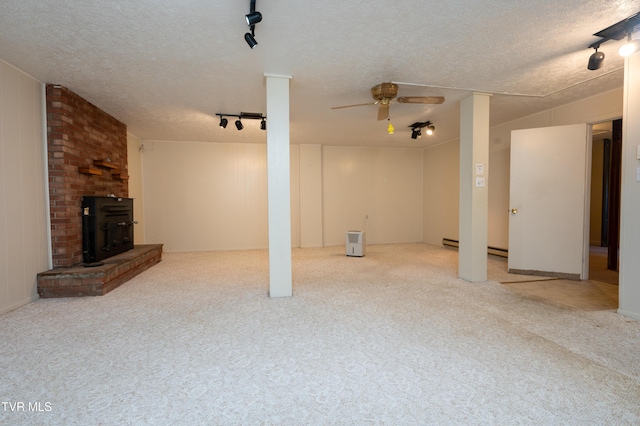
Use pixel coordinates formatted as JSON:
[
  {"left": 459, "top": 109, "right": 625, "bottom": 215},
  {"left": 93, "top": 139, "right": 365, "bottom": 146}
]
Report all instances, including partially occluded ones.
[
  {"left": 397, "top": 96, "right": 445, "bottom": 104},
  {"left": 331, "top": 102, "right": 376, "bottom": 110},
  {"left": 377, "top": 103, "right": 389, "bottom": 121}
]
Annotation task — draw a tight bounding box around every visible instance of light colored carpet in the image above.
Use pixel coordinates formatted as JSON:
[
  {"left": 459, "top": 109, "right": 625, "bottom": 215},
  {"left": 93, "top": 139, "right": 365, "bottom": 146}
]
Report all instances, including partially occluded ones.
[{"left": 1, "top": 243, "right": 639, "bottom": 425}]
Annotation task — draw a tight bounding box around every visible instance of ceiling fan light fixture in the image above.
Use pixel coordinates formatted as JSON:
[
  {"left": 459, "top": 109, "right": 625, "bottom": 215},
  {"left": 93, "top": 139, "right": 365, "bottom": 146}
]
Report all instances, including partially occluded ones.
[{"left": 331, "top": 82, "right": 445, "bottom": 121}]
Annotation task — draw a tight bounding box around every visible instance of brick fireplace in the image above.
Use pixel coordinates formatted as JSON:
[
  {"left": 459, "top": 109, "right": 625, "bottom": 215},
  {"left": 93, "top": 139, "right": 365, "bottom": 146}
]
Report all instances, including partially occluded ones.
[
  {"left": 38, "top": 85, "right": 161, "bottom": 297},
  {"left": 46, "top": 84, "right": 129, "bottom": 268}
]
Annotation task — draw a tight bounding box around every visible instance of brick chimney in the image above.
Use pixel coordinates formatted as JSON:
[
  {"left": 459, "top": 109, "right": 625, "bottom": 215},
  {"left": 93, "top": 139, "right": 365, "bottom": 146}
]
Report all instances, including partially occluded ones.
[{"left": 46, "top": 84, "right": 128, "bottom": 268}]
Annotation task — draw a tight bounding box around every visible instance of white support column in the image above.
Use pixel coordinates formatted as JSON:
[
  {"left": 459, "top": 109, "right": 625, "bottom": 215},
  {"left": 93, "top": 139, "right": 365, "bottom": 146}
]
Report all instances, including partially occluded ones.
[
  {"left": 459, "top": 92, "right": 491, "bottom": 282},
  {"left": 618, "top": 52, "right": 640, "bottom": 319},
  {"left": 265, "top": 73, "right": 293, "bottom": 298}
]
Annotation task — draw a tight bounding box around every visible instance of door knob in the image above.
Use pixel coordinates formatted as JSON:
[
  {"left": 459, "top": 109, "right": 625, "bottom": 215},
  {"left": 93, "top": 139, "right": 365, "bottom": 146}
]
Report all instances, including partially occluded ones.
[{"left": 510, "top": 208, "right": 518, "bottom": 214}]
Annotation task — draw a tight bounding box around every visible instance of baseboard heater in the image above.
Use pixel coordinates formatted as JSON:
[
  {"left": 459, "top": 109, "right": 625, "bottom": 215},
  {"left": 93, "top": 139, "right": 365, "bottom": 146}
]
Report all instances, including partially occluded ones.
[{"left": 442, "top": 238, "right": 508, "bottom": 259}]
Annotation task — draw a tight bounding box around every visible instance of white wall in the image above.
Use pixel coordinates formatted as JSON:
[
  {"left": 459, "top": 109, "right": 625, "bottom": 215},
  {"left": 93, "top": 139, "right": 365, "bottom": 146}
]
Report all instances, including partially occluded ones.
[
  {"left": 423, "top": 141, "right": 459, "bottom": 246},
  {"left": 618, "top": 52, "right": 640, "bottom": 320},
  {"left": 487, "top": 147, "right": 510, "bottom": 248},
  {"left": 141, "top": 141, "right": 424, "bottom": 252},
  {"left": 127, "top": 132, "right": 145, "bottom": 244},
  {"left": 423, "top": 88, "right": 624, "bottom": 250},
  {"left": 0, "top": 60, "right": 50, "bottom": 314},
  {"left": 322, "top": 146, "right": 423, "bottom": 246},
  {"left": 140, "top": 141, "right": 301, "bottom": 252},
  {"left": 142, "top": 140, "right": 271, "bottom": 252},
  {"left": 299, "top": 144, "right": 323, "bottom": 247},
  {"left": 290, "top": 144, "right": 301, "bottom": 248}
]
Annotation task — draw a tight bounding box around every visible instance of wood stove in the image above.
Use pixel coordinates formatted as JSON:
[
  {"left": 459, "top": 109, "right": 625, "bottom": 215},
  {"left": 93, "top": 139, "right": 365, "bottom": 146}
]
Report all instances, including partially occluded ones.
[{"left": 82, "top": 196, "right": 135, "bottom": 264}]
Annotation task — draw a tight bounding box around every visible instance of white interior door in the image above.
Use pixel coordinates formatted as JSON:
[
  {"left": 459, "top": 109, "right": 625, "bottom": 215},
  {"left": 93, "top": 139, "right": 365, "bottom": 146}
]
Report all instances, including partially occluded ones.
[{"left": 508, "top": 123, "right": 590, "bottom": 279}]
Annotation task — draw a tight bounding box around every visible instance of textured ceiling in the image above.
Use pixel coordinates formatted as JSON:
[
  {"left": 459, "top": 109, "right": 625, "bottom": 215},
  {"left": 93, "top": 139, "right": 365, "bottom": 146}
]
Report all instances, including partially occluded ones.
[{"left": 0, "top": 1, "right": 635, "bottom": 148}]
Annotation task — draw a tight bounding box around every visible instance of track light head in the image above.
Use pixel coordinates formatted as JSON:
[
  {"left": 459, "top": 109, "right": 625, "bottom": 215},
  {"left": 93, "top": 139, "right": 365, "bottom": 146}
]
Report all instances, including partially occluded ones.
[
  {"left": 619, "top": 33, "right": 640, "bottom": 57},
  {"left": 235, "top": 119, "right": 244, "bottom": 130},
  {"left": 426, "top": 125, "right": 435, "bottom": 135},
  {"left": 246, "top": 11, "right": 262, "bottom": 26},
  {"left": 244, "top": 32, "right": 258, "bottom": 48},
  {"left": 219, "top": 117, "right": 228, "bottom": 128},
  {"left": 260, "top": 119, "right": 266, "bottom": 130},
  {"left": 411, "top": 128, "right": 421, "bottom": 139},
  {"left": 587, "top": 47, "right": 605, "bottom": 70}
]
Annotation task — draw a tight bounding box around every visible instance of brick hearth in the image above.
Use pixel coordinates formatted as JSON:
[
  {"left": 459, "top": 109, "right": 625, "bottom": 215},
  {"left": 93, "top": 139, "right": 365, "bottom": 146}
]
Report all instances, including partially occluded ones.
[
  {"left": 37, "top": 244, "right": 163, "bottom": 298},
  {"left": 39, "top": 85, "right": 161, "bottom": 297}
]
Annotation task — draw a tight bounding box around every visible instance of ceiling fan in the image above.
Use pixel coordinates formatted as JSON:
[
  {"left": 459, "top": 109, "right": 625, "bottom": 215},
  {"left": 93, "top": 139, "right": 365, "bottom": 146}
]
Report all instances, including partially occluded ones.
[{"left": 331, "top": 82, "right": 445, "bottom": 121}]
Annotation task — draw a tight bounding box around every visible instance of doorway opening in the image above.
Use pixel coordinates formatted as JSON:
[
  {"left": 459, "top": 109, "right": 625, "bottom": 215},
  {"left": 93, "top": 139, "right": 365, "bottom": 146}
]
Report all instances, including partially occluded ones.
[{"left": 589, "top": 119, "right": 622, "bottom": 285}]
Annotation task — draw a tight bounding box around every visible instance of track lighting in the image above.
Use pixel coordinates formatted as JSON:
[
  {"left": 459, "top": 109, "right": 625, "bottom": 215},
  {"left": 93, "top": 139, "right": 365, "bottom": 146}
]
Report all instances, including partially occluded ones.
[
  {"left": 244, "top": 0, "right": 261, "bottom": 48},
  {"left": 216, "top": 112, "right": 266, "bottom": 131},
  {"left": 587, "top": 12, "right": 640, "bottom": 69},
  {"left": 587, "top": 46, "right": 605, "bottom": 70},
  {"left": 408, "top": 121, "right": 435, "bottom": 140},
  {"left": 619, "top": 33, "right": 640, "bottom": 57}
]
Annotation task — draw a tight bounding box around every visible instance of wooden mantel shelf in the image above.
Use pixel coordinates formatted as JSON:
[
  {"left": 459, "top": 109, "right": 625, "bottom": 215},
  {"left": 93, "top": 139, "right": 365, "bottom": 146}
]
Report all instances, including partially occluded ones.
[
  {"left": 112, "top": 171, "right": 129, "bottom": 181},
  {"left": 94, "top": 159, "right": 118, "bottom": 169},
  {"left": 79, "top": 167, "right": 102, "bottom": 176}
]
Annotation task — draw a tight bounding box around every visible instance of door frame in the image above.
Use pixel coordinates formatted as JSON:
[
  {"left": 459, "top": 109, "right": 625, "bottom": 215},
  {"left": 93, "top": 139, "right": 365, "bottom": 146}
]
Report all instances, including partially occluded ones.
[{"left": 590, "top": 118, "right": 623, "bottom": 272}]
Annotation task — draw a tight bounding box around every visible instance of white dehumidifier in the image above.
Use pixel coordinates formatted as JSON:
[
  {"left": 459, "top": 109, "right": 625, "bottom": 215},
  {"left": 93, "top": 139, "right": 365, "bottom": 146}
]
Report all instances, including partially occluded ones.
[{"left": 346, "top": 231, "right": 365, "bottom": 257}]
